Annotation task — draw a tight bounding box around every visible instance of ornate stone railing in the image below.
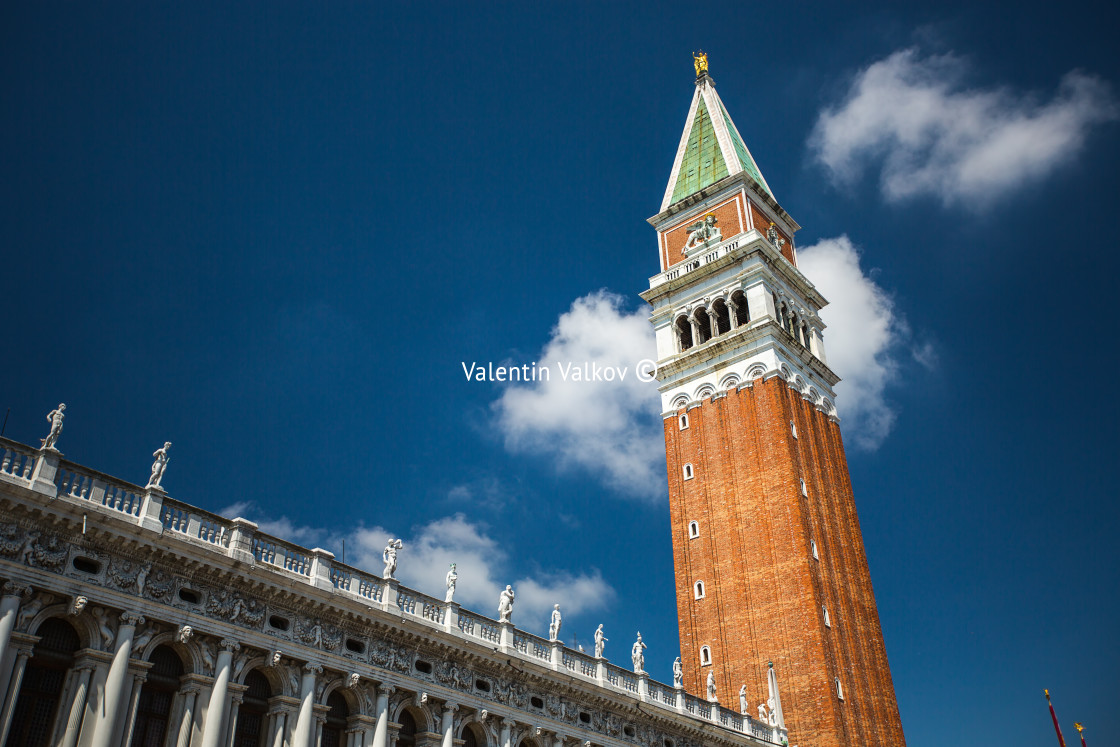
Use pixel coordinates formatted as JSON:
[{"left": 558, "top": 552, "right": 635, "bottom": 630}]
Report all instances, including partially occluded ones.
[
  {"left": 0, "top": 440, "right": 37, "bottom": 480},
  {"left": 0, "top": 436, "right": 788, "bottom": 745}
]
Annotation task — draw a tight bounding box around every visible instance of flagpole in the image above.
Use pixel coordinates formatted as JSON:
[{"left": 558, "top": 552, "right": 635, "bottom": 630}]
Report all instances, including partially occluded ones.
[
  {"left": 1074, "top": 722, "right": 1086, "bottom": 747},
  {"left": 1044, "top": 690, "right": 1067, "bottom": 747}
]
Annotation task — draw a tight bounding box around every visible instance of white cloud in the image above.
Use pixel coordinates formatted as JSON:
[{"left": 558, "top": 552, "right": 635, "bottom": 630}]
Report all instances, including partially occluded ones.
[
  {"left": 493, "top": 291, "right": 664, "bottom": 499},
  {"left": 809, "top": 48, "right": 1118, "bottom": 207},
  {"left": 798, "top": 236, "right": 903, "bottom": 449},
  {"left": 217, "top": 504, "right": 614, "bottom": 629}
]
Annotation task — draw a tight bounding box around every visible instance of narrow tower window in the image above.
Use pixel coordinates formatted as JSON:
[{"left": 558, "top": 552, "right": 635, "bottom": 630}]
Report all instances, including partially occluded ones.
[
  {"left": 688, "top": 521, "right": 700, "bottom": 539},
  {"left": 679, "top": 413, "right": 689, "bottom": 430},
  {"left": 823, "top": 605, "right": 831, "bottom": 627},
  {"left": 694, "top": 581, "right": 705, "bottom": 599},
  {"left": 800, "top": 478, "right": 808, "bottom": 496},
  {"left": 835, "top": 678, "right": 844, "bottom": 700},
  {"left": 699, "top": 646, "right": 712, "bottom": 666},
  {"left": 811, "top": 539, "right": 819, "bottom": 560},
  {"left": 790, "top": 419, "right": 798, "bottom": 439},
  {"left": 683, "top": 463, "right": 694, "bottom": 480}
]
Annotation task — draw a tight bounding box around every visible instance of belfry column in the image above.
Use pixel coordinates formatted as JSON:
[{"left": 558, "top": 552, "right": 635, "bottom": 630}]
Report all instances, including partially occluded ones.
[
  {"left": 90, "top": 612, "right": 142, "bottom": 747},
  {"left": 371, "top": 684, "right": 394, "bottom": 747},
  {"left": 199, "top": 639, "right": 240, "bottom": 747},
  {"left": 0, "top": 637, "right": 35, "bottom": 745}
]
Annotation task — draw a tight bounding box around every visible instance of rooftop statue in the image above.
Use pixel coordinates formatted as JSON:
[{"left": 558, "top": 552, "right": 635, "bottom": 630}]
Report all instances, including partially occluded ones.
[
  {"left": 147, "top": 442, "right": 171, "bottom": 489},
  {"left": 766, "top": 222, "right": 787, "bottom": 254},
  {"left": 445, "top": 563, "right": 458, "bottom": 602},
  {"left": 631, "top": 632, "right": 647, "bottom": 673},
  {"left": 40, "top": 403, "right": 66, "bottom": 451},
  {"left": 498, "top": 585, "right": 515, "bottom": 622},
  {"left": 549, "top": 604, "right": 562, "bottom": 641},
  {"left": 693, "top": 51, "right": 709, "bottom": 78},
  {"left": 594, "top": 624, "right": 608, "bottom": 658},
  {"left": 707, "top": 669, "right": 717, "bottom": 702},
  {"left": 672, "top": 656, "right": 683, "bottom": 688},
  {"left": 382, "top": 538, "right": 403, "bottom": 580}
]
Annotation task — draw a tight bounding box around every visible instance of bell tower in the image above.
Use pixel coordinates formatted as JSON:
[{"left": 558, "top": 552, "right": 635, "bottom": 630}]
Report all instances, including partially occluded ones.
[{"left": 640, "top": 53, "right": 906, "bottom": 747}]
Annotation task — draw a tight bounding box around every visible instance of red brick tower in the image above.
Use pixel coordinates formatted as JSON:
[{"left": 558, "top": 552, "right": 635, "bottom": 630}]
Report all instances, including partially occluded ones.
[{"left": 640, "top": 53, "right": 906, "bottom": 747}]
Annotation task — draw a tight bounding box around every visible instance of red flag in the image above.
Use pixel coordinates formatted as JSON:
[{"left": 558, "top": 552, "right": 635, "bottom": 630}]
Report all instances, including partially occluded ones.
[{"left": 1044, "top": 690, "right": 1067, "bottom": 747}]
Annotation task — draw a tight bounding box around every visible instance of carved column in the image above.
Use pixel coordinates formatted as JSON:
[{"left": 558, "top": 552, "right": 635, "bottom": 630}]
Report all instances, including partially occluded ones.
[
  {"left": 199, "top": 638, "right": 240, "bottom": 747},
  {"left": 689, "top": 315, "right": 701, "bottom": 345},
  {"left": 499, "top": 719, "right": 513, "bottom": 747},
  {"left": 371, "top": 685, "right": 394, "bottom": 747},
  {"left": 0, "top": 584, "right": 23, "bottom": 674},
  {"left": 89, "top": 611, "right": 142, "bottom": 747},
  {"left": 440, "top": 702, "right": 458, "bottom": 747},
  {"left": 291, "top": 663, "right": 321, "bottom": 747},
  {"left": 174, "top": 684, "right": 202, "bottom": 747},
  {"left": 59, "top": 662, "right": 95, "bottom": 747},
  {"left": 0, "top": 583, "right": 26, "bottom": 709},
  {"left": 117, "top": 667, "right": 150, "bottom": 747},
  {"left": 0, "top": 643, "right": 33, "bottom": 745},
  {"left": 224, "top": 690, "right": 245, "bottom": 747},
  {"left": 708, "top": 309, "right": 719, "bottom": 339},
  {"left": 265, "top": 698, "right": 300, "bottom": 747}
]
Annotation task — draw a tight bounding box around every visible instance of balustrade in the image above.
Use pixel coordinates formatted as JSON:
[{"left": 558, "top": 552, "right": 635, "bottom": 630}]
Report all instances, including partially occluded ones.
[{"left": 0, "top": 441, "right": 36, "bottom": 480}]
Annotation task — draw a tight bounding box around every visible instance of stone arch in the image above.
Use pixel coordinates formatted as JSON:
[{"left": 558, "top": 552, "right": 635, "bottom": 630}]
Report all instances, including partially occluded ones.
[
  {"left": 674, "top": 315, "right": 694, "bottom": 352},
  {"left": 458, "top": 718, "right": 495, "bottom": 747},
  {"left": 137, "top": 630, "right": 201, "bottom": 674},
  {"left": 233, "top": 654, "right": 288, "bottom": 695},
  {"left": 671, "top": 393, "right": 690, "bottom": 410},
  {"left": 791, "top": 374, "right": 806, "bottom": 394},
  {"left": 393, "top": 700, "right": 438, "bottom": 735},
  {"left": 719, "top": 373, "right": 741, "bottom": 391},
  {"left": 694, "top": 383, "right": 716, "bottom": 400},
  {"left": 778, "top": 363, "right": 793, "bottom": 382},
  {"left": 27, "top": 604, "right": 96, "bottom": 649},
  {"left": 745, "top": 362, "right": 767, "bottom": 381},
  {"left": 806, "top": 387, "right": 821, "bottom": 404},
  {"left": 319, "top": 675, "right": 367, "bottom": 715}
]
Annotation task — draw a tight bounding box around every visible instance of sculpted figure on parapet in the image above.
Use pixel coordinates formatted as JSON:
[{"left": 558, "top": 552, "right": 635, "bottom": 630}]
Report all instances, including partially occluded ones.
[
  {"left": 445, "top": 563, "right": 458, "bottom": 602},
  {"left": 382, "top": 538, "right": 403, "bottom": 579},
  {"left": 40, "top": 403, "right": 66, "bottom": 451},
  {"left": 672, "top": 656, "right": 683, "bottom": 687},
  {"left": 147, "top": 442, "right": 172, "bottom": 489},
  {"left": 594, "top": 624, "right": 607, "bottom": 658},
  {"left": 631, "top": 631, "right": 647, "bottom": 673},
  {"left": 549, "top": 604, "right": 562, "bottom": 641},
  {"left": 706, "top": 670, "right": 717, "bottom": 702},
  {"left": 498, "top": 584, "right": 515, "bottom": 622}
]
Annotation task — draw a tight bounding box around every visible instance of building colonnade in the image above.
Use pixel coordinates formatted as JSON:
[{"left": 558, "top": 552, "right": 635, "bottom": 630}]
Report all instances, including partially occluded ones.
[{"left": 0, "top": 583, "right": 515, "bottom": 747}]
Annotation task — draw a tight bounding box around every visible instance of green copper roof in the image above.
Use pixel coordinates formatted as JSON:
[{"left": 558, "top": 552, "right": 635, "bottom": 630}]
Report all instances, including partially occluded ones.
[
  {"left": 718, "top": 99, "right": 771, "bottom": 197},
  {"left": 670, "top": 97, "right": 729, "bottom": 205},
  {"left": 662, "top": 79, "right": 776, "bottom": 212}
]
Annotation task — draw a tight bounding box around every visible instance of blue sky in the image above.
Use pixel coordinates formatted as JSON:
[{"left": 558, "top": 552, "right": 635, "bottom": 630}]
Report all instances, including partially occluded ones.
[{"left": 2, "top": 2, "right": 1117, "bottom": 745}]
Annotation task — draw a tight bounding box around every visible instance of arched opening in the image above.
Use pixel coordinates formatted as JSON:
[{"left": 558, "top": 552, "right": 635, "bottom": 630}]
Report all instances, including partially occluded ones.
[
  {"left": 731, "top": 291, "right": 750, "bottom": 327},
  {"left": 8, "top": 617, "right": 81, "bottom": 746},
  {"left": 712, "top": 300, "right": 731, "bottom": 336},
  {"left": 676, "top": 316, "right": 693, "bottom": 351},
  {"left": 688, "top": 520, "right": 699, "bottom": 538},
  {"left": 231, "top": 670, "right": 272, "bottom": 747},
  {"left": 694, "top": 309, "right": 712, "bottom": 344},
  {"left": 462, "top": 722, "right": 484, "bottom": 747},
  {"left": 321, "top": 690, "right": 350, "bottom": 747},
  {"left": 699, "top": 646, "right": 712, "bottom": 666},
  {"left": 694, "top": 581, "right": 705, "bottom": 599},
  {"left": 130, "top": 645, "right": 185, "bottom": 747},
  {"left": 397, "top": 710, "right": 418, "bottom": 747}
]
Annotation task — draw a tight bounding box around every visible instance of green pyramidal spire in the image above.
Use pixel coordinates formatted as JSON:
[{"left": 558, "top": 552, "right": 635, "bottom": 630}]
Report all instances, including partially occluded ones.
[{"left": 661, "top": 54, "right": 773, "bottom": 212}]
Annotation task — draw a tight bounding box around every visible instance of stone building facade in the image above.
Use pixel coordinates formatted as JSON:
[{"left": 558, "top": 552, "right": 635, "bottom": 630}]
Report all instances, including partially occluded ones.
[
  {"left": 641, "top": 55, "right": 907, "bottom": 747},
  {"left": 0, "top": 435, "right": 789, "bottom": 747}
]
